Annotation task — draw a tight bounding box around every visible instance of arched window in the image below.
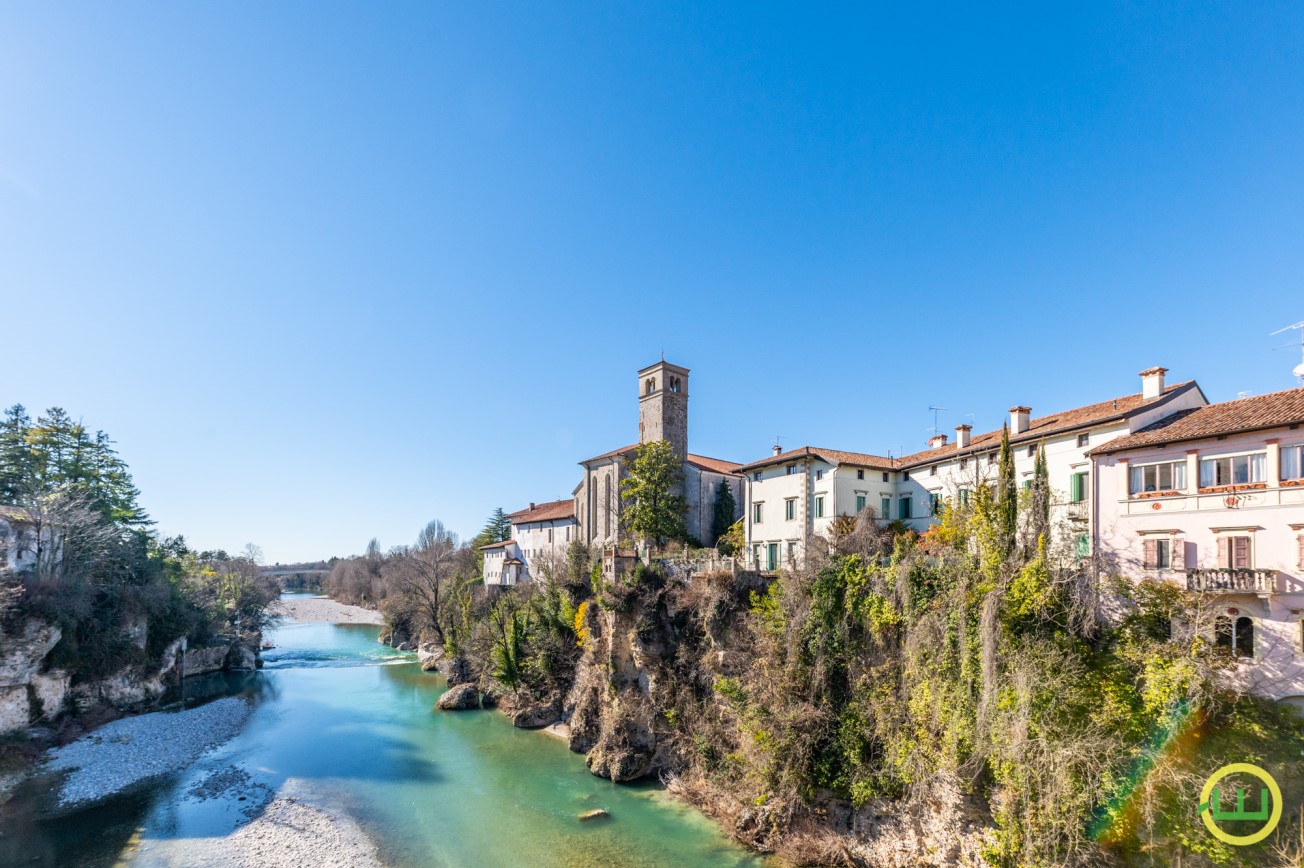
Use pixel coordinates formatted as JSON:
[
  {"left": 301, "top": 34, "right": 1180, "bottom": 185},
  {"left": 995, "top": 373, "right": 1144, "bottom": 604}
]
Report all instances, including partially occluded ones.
[
  {"left": 645, "top": 378, "right": 655, "bottom": 395},
  {"left": 1215, "top": 615, "right": 1255, "bottom": 658},
  {"left": 603, "top": 475, "right": 611, "bottom": 538},
  {"left": 669, "top": 376, "right": 681, "bottom": 393}
]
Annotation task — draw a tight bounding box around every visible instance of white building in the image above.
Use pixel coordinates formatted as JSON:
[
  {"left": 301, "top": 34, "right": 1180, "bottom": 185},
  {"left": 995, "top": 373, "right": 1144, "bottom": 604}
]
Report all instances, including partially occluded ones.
[
  {"left": 479, "top": 499, "right": 578, "bottom": 586},
  {"left": 0, "top": 506, "right": 39, "bottom": 573},
  {"left": 898, "top": 367, "right": 1207, "bottom": 555},
  {"left": 1089, "top": 387, "right": 1304, "bottom": 707},
  {"left": 739, "top": 447, "right": 900, "bottom": 571}
]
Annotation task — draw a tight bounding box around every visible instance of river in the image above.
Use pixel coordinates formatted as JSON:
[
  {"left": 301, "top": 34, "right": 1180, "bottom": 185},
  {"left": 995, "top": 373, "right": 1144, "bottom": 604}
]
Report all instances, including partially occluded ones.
[{"left": 0, "top": 596, "right": 764, "bottom": 867}]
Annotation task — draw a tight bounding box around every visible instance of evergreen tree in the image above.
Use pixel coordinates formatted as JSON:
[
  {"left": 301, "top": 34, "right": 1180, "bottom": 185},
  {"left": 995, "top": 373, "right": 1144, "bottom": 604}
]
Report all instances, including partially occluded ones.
[
  {"left": 1027, "top": 440, "right": 1051, "bottom": 553},
  {"left": 479, "top": 507, "right": 511, "bottom": 544},
  {"left": 709, "top": 479, "right": 738, "bottom": 547},
  {"left": 0, "top": 405, "right": 34, "bottom": 504},
  {"left": 620, "top": 439, "right": 687, "bottom": 548},
  {"left": 997, "top": 424, "right": 1017, "bottom": 557}
]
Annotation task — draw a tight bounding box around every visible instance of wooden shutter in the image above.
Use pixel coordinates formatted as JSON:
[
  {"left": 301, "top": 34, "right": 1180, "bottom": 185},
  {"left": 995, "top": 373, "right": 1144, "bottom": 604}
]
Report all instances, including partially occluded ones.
[
  {"left": 1233, "top": 536, "right": 1250, "bottom": 569},
  {"left": 1143, "top": 539, "right": 1157, "bottom": 569},
  {"left": 1298, "top": 535, "right": 1304, "bottom": 571},
  {"left": 1217, "top": 536, "right": 1229, "bottom": 568},
  {"left": 1172, "top": 537, "right": 1185, "bottom": 570}
]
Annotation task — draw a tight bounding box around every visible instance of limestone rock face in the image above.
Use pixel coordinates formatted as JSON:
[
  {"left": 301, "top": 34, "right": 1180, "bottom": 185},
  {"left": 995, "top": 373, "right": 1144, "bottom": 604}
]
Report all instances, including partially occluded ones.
[
  {"left": 225, "top": 642, "right": 258, "bottom": 671},
  {"left": 511, "top": 703, "right": 560, "bottom": 729},
  {"left": 0, "top": 619, "right": 62, "bottom": 689},
  {"left": 0, "top": 685, "right": 30, "bottom": 732},
  {"left": 182, "top": 645, "right": 230, "bottom": 678},
  {"left": 443, "top": 656, "right": 472, "bottom": 687},
  {"left": 416, "top": 643, "right": 443, "bottom": 672},
  {"left": 435, "top": 683, "right": 481, "bottom": 711},
  {"left": 30, "top": 670, "right": 70, "bottom": 720}
]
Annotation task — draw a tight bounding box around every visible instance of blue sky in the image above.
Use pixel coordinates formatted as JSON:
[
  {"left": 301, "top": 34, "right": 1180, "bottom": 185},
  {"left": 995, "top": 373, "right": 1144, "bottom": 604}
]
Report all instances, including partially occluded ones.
[{"left": 2, "top": 3, "right": 1301, "bottom": 562}]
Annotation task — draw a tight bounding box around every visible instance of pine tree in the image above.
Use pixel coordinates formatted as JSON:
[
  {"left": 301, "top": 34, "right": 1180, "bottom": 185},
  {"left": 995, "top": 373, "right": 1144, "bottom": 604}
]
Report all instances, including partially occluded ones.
[
  {"left": 709, "top": 479, "right": 738, "bottom": 547},
  {"left": 479, "top": 507, "right": 511, "bottom": 544},
  {"left": 997, "top": 424, "right": 1017, "bottom": 558},
  {"left": 1027, "top": 440, "right": 1051, "bottom": 554}
]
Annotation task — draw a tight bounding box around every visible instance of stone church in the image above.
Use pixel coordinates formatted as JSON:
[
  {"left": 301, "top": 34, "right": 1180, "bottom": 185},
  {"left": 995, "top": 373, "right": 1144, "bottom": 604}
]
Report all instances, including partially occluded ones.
[{"left": 574, "top": 360, "right": 744, "bottom": 548}]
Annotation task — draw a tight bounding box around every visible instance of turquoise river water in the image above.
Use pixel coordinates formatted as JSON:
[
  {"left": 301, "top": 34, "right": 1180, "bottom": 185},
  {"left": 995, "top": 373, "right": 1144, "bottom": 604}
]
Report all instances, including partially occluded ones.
[{"left": 0, "top": 595, "right": 764, "bottom": 867}]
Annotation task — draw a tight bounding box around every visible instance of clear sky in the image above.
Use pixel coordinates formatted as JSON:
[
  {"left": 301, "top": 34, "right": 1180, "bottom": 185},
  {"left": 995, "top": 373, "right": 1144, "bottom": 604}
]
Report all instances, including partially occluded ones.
[{"left": 2, "top": 3, "right": 1301, "bottom": 562}]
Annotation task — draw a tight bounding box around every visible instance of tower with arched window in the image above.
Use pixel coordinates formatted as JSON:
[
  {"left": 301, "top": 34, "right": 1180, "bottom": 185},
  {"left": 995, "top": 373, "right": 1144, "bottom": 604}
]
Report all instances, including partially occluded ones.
[{"left": 637, "top": 360, "right": 689, "bottom": 461}]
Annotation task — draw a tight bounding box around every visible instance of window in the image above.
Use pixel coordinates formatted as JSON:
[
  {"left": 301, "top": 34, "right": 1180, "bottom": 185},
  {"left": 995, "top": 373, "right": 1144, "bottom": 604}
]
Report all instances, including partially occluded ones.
[
  {"left": 787, "top": 541, "right": 797, "bottom": 563},
  {"left": 1143, "top": 538, "right": 1171, "bottom": 570},
  {"left": 930, "top": 465, "right": 937, "bottom": 476},
  {"left": 1075, "top": 534, "right": 1090, "bottom": 559},
  {"left": 1077, "top": 433, "right": 1090, "bottom": 447},
  {"left": 766, "top": 543, "right": 778, "bottom": 571},
  {"left": 645, "top": 378, "right": 655, "bottom": 395},
  {"left": 882, "top": 472, "right": 889, "bottom": 482},
  {"left": 1027, "top": 445, "right": 1037, "bottom": 457},
  {"left": 959, "top": 458, "right": 968, "bottom": 470},
  {"left": 786, "top": 465, "right": 798, "bottom": 476},
  {"left": 958, "top": 488, "right": 971, "bottom": 506},
  {"left": 752, "top": 503, "right": 763, "bottom": 524},
  {"left": 1199, "top": 452, "right": 1266, "bottom": 488},
  {"left": 754, "top": 471, "right": 762, "bottom": 482},
  {"left": 1129, "top": 460, "right": 1186, "bottom": 494},
  {"left": 1215, "top": 616, "right": 1255, "bottom": 658},
  {"left": 1070, "top": 472, "right": 1088, "bottom": 503},
  {"left": 881, "top": 497, "right": 891, "bottom": 519},
  {"left": 903, "top": 471, "right": 910, "bottom": 481},
  {"left": 1022, "top": 479, "right": 1033, "bottom": 491},
  {"left": 814, "top": 496, "right": 825, "bottom": 518},
  {"left": 988, "top": 453, "right": 997, "bottom": 465},
  {"left": 785, "top": 499, "right": 796, "bottom": 521},
  {"left": 930, "top": 492, "right": 942, "bottom": 516},
  {"left": 1216, "top": 535, "right": 1253, "bottom": 569},
  {"left": 669, "top": 376, "right": 681, "bottom": 393},
  {"left": 899, "top": 496, "right": 912, "bottom": 520},
  {"left": 815, "top": 469, "right": 825, "bottom": 481},
  {"left": 1282, "top": 444, "right": 1304, "bottom": 481},
  {"left": 857, "top": 469, "right": 864, "bottom": 480},
  {"left": 753, "top": 544, "right": 762, "bottom": 566},
  {"left": 855, "top": 495, "right": 866, "bottom": 513},
  {"left": 547, "top": 528, "right": 553, "bottom": 543}
]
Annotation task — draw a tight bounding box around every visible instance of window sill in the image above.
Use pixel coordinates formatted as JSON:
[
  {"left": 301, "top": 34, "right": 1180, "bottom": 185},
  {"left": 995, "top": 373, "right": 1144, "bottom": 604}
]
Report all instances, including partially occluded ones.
[
  {"left": 1132, "top": 490, "right": 1183, "bottom": 499},
  {"left": 1282, "top": 478, "right": 1304, "bottom": 488},
  {"left": 1198, "top": 483, "right": 1268, "bottom": 494}
]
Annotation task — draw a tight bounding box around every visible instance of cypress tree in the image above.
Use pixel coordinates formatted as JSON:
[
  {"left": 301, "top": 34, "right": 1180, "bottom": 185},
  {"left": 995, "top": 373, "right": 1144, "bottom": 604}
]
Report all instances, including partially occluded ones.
[
  {"left": 997, "top": 424, "right": 1017, "bottom": 557},
  {"left": 709, "top": 479, "right": 738, "bottom": 547}
]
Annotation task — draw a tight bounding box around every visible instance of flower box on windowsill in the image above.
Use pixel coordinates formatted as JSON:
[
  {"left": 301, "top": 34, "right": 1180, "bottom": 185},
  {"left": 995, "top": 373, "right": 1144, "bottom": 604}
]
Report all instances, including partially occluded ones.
[
  {"left": 1282, "top": 478, "right": 1304, "bottom": 488},
  {"left": 1133, "top": 490, "right": 1183, "bottom": 499},
  {"left": 1197, "top": 483, "right": 1268, "bottom": 495}
]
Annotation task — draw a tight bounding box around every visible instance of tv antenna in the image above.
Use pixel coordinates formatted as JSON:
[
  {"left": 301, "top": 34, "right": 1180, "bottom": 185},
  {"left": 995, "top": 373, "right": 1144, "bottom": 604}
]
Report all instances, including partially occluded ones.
[
  {"left": 1270, "top": 321, "right": 1304, "bottom": 385},
  {"left": 927, "top": 406, "right": 949, "bottom": 436}
]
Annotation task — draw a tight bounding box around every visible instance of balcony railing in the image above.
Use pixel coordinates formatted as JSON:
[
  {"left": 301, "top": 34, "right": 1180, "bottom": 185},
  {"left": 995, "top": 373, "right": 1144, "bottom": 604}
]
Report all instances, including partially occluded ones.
[{"left": 1184, "top": 568, "right": 1276, "bottom": 594}]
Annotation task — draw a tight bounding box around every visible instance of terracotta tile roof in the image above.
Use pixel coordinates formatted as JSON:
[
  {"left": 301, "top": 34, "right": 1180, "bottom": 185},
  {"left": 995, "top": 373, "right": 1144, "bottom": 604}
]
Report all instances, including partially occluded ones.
[
  {"left": 1088, "top": 387, "right": 1304, "bottom": 455},
  {"left": 737, "top": 446, "right": 901, "bottom": 473},
  {"left": 579, "top": 443, "right": 743, "bottom": 475},
  {"left": 897, "top": 381, "right": 1201, "bottom": 467},
  {"left": 478, "top": 539, "right": 516, "bottom": 551},
  {"left": 506, "top": 499, "right": 577, "bottom": 524}
]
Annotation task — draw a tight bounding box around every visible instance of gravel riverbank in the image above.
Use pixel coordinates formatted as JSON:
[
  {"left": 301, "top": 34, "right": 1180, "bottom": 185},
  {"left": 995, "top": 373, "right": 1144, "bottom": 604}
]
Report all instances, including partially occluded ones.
[
  {"left": 271, "top": 595, "right": 383, "bottom": 625},
  {"left": 45, "top": 696, "right": 253, "bottom": 807}
]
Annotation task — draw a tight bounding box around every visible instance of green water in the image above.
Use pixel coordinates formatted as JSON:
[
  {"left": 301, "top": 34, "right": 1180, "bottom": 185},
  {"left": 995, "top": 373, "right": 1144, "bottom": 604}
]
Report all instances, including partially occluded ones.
[{"left": 0, "top": 602, "right": 764, "bottom": 867}]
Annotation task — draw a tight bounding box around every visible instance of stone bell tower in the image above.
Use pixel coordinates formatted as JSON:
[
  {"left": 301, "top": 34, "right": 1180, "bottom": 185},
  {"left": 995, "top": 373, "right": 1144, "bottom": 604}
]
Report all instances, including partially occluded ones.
[{"left": 637, "top": 360, "right": 689, "bottom": 461}]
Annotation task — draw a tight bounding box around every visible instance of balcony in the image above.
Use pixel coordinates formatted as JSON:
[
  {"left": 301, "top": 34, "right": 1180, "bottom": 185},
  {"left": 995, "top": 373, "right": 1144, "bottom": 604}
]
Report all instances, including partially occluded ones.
[{"left": 1184, "top": 568, "right": 1276, "bottom": 594}]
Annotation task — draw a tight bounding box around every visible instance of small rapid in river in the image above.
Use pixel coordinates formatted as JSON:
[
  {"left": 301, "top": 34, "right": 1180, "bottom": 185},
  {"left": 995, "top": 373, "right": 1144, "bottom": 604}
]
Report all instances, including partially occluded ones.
[{"left": 0, "top": 595, "right": 765, "bottom": 867}]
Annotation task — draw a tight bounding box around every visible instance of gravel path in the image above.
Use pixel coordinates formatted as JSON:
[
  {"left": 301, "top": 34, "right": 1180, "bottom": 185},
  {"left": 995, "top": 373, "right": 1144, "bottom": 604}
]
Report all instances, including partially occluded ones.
[
  {"left": 45, "top": 697, "right": 253, "bottom": 807},
  {"left": 272, "top": 596, "right": 383, "bottom": 625}
]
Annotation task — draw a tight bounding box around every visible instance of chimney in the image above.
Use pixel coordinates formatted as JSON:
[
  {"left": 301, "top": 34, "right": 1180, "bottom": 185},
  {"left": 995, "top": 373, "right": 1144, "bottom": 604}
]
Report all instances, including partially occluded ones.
[
  {"left": 1140, "top": 366, "right": 1167, "bottom": 400},
  {"left": 771, "top": 444, "right": 782, "bottom": 456},
  {"left": 928, "top": 434, "right": 948, "bottom": 449},
  {"left": 529, "top": 502, "right": 535, "bottom": 510},
  {"left": 1009, "top": 406, "right": 1031, "bottom": 435},
  {"left": 955, "top": 424, "right": 972, "bottom": 449}
]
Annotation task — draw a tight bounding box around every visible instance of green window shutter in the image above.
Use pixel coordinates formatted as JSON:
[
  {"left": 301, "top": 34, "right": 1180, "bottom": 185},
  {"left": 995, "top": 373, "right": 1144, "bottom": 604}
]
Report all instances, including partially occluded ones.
[{"left": 856, "top": 495, "right": 866, "bottom": 512}]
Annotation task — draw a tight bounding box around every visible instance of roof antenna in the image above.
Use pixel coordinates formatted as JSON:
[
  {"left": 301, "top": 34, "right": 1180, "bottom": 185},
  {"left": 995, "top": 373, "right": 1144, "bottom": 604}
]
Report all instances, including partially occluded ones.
[
  {"left": 927, "top": 406, "right": 949, "bottom": 436},
  {"left": 1270, "top": 321, "right": 1304, "bottom": 386}
]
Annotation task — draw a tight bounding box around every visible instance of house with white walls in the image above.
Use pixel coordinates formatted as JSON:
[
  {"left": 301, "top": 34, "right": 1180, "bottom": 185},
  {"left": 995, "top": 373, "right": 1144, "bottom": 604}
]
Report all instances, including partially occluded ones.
[
  {"left": 896, "top": 367, "right": 1208, "bottom": 555},
  {"left": 480, "top": 538, "right": 525, "bottom": 586},
  {"left": 0, "top": 506, "right": 45, "bottom": 574},
  {"left": 738, "top": 447, "right": 900, "bottom": 571},
  {"left": 1089, "top": 387, "right": 1304, "bottom": 707},
  {"left": 479, "top": 499, "right": 578, "bottom": 586}
]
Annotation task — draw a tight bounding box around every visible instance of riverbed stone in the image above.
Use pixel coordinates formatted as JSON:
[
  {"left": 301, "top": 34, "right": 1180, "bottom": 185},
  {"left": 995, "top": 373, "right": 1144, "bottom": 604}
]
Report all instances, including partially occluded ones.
[{"left": 435, "top": 683, "right": 481, "bottom": 710}]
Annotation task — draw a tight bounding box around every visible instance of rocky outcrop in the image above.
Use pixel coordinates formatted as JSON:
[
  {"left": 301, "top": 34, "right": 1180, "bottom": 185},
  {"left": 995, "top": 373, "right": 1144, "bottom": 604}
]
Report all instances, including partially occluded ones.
[
  {"left": 511, "top": 702, "right": 560, "bottom": 729},
  {"left": 435, "top": 683, "right": 481, "bottom": 710},
  {"left": 181, "top": 636, "right": 262, "bottom": 678},
  {"left": 416, "top": 642, "right": 443, "bottom": 672},
  {"left": 30, "top": 670, "right": 70, "bottom": 721},
  {"left": 443, "top": 655, "right": 472, "bottom": 686},
  {"left": 0, "top": 618, "right": 63, "bottom": 733},
  {"left": 182, "top": 645, "right": 230, "bottom": 678}
]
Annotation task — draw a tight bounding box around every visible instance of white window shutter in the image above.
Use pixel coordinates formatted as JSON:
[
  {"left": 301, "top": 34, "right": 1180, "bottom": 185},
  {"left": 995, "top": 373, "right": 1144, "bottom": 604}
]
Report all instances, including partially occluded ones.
[
  {"left": 1217, "top": 536, "right": 1229, "bottom": 568},
  {"left": 1143, "top": 539, "right": 1157, "bottom": 569},
  {"left": 1171, "top": 537, "right": 1185, "bottom": 570}
]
